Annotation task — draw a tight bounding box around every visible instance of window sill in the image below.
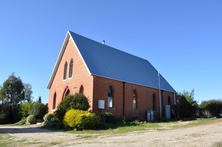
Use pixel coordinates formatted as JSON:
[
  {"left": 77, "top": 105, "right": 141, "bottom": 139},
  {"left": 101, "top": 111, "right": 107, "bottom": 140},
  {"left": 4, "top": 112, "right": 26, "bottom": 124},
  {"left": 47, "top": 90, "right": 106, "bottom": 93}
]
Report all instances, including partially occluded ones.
[
  {"left": 52, "top": 109, "right": 56, "bottom": 112},
  {"left": 63, "top": 79, "right": 67, "bottom": 81},
  {"left": 107, "top": 107, "right": 115, "bottom": 111},
  {"left": 68, "top": 77, "right": 73, "bottom": 80}
]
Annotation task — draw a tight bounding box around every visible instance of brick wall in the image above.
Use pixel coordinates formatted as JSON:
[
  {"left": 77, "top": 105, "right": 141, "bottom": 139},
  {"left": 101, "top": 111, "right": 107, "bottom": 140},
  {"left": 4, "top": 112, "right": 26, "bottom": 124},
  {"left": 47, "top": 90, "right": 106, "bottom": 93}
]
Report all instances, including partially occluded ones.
[
  {"left": 93, "top": 76, "right": 175, "bottom": 120},
  {"left": 48, "top": 39, "right": 94, "bottom": 113}
]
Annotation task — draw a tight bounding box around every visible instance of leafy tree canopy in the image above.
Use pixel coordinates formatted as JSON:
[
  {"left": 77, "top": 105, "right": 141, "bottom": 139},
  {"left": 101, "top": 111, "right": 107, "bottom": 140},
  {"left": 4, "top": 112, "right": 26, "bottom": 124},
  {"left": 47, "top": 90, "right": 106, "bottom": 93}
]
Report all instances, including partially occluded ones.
[
  {"left": 174, "top": 89, "right": 198, "bottom": 118},
  {"left": 199, "top": 99, "right": 222, "bottom": 117},
  {"left": 0, "top": 73, "right": 34, "bottom": 124},
  {"left": 23, "top": 83, "right": 33, "bottom": 102},
  {"left": 0, "top": 73, "right": 24, "bottom": 107}
]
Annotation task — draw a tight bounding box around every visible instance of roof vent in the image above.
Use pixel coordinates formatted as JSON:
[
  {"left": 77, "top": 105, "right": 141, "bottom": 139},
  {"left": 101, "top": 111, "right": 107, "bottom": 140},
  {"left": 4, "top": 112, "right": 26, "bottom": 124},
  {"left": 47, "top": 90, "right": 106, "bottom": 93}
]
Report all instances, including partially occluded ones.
[{"left": 102, "top": 40, "right": 105, "bottom": 44}]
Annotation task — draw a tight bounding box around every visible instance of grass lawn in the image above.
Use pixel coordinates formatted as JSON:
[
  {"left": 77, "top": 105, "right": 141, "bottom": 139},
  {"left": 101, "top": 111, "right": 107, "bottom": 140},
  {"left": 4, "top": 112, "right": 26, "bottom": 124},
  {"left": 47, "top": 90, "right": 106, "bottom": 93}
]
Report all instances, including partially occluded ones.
[
  {"left": 0, "top": 133, "right": 14, "bottom": 147},
  {"left": 66, "top": 118, "right": 218, "bottom": 136}
]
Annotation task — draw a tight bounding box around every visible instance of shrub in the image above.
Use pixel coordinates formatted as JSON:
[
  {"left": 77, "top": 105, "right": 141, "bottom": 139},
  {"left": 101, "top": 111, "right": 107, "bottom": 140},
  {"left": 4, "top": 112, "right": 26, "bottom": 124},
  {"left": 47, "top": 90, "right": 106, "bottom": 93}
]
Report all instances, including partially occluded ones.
[
  {"left": 130, "top": 120, "right": 140, "bottom": 126},
  {"left": 43, "top": 113, "right": 62, "bottom": 129},
  {"left": 44, "top": 113, "right": 59, "bottom": 123},
  {"left": 30, "top": 102, "right": 48, "bottom": 120},
  {"left": 56, "top": 93, "right": 90, "bottom": 121},
  {"left": 26, "top": 115, "right": 36, "bottom": 124},
  {"left": 101, "top": 112, "right": 115, "bottom": 123},
  {"left": 43, "top": 113, "right": 53, "bottom": 122},
  {"left": 115, "top": 116, "right": 125, "bottom": 123},
  {"left": 200, "top": 100, "right": 222, "bottom": 117},
  {"left": 20, "top": 102, "right": 33, "bottom": 117},
  {"left": 63, "top": 109, "right": 99, "bottom": 130},
  {"left": 174, "top": 90, "right": 198, "bottom": 118}
]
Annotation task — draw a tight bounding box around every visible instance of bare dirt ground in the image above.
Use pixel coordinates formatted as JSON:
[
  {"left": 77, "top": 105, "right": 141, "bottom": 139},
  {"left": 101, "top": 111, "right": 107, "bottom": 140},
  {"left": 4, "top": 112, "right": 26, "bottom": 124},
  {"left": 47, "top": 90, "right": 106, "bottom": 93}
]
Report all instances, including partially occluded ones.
[{"left": 0, "top": 119, "right": 222, "bottom": 147}]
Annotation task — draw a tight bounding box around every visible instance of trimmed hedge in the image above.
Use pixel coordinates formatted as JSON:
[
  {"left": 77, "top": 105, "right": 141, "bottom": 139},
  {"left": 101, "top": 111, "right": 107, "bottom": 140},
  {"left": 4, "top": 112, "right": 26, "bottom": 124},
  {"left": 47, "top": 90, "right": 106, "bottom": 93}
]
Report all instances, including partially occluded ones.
[{"left": 63, "top": 109, "right": 99, "bottom": 130}]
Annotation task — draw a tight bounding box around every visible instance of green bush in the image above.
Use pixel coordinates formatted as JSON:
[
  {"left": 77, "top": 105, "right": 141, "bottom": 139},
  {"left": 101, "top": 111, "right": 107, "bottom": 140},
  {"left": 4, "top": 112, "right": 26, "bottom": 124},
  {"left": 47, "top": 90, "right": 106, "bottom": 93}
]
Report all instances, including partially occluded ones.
[
  {"left": 100, "top": 112, "right": 125, "bottom": 124},
  {"left": 101, "top": 112, "right": 115, "bottom": 123},
  {"left": 43, "top": 113, "right": 59, "bottom": 123},
  {"left": 20, "top": 102, "right": 33, "bottom": 117},
  {"left": 26, "top": 115, "right": 36, "bottom": 124},
  {"left": 115, "top": 116, "right": 125, "bottom": 123},
  {"left": 43, "top": 113, "right": 53, "bottom": 122},
  {"left": 56, "top": 93, "right": 90, "bottom": 121},
  {"left": 200, "top": 100, "right": 222, "bottom": 117},
  {"left": 63, "top": 109, "right": 99, "bottom": 130},
  {"left": 43, "top": 113, "right": 62, "bottom": 129},
  {"left": 30, "top": 102, "right": 48, "bottom": 120}
]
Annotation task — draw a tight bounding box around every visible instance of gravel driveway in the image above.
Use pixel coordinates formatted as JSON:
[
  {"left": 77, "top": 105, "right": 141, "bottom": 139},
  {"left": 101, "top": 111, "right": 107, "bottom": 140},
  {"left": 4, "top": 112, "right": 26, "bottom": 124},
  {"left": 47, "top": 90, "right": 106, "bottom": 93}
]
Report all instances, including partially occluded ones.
[{"left": 0, "top": 119, "right": 222, "bottom": 147}]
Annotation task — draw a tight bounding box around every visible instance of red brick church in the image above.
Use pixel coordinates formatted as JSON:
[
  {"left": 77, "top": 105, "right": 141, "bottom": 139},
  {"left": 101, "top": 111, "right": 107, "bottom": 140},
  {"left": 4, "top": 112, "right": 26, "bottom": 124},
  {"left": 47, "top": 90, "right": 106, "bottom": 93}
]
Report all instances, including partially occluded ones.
[{"left": 47, "top": 31, "right": 176, "bottom": 120}]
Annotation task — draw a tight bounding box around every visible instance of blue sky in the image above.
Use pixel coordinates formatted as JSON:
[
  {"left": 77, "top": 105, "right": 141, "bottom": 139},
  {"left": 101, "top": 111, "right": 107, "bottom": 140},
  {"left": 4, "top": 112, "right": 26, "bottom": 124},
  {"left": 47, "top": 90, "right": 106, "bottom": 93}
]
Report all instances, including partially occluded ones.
[{"left": 0, "top": 1, "right": 221, "bottom": 104}]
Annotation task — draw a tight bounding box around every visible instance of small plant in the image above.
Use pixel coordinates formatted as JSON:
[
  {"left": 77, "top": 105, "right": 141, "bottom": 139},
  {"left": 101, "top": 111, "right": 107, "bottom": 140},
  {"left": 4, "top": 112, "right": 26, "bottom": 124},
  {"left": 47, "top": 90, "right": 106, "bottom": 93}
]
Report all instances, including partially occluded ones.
[
  {"left": 63, "top": 109, "right": 99, "bottom": 130},
  {"left": 130, "top": 120, "right": 140, "bottom": 126},
  {"left": 26, "top": 115, "right": 36, "bottom": 124},
  {"left": 202, "top": 110, "right": 212, "bottom": 118}
]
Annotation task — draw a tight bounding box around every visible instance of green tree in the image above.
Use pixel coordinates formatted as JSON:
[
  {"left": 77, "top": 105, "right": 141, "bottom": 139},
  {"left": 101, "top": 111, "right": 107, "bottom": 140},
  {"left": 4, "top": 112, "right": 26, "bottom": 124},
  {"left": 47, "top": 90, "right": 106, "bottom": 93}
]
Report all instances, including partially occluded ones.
[
  {"left": 23, "top": 83, "right": 33, "bottom": 102},
  {"left": 0, "top": 73, "right": 25, "bottom": 106},
  {"left": 199, "top": 100, "right": 222, "bottom": 117},
  {"left": 20, "top": 101, "right": 34, "bottom": 117},
  {"left": 30, "top": 102, "right": 48, "bottom": 120},
  {"left": 0, "top": 73, "right": 24, "bottom": 123},
  {"left": 174, "top": 89, "right": 198, "bottom": 118},
  {"left": 38, "top": 96, "right": 42, "bottom": 103}
]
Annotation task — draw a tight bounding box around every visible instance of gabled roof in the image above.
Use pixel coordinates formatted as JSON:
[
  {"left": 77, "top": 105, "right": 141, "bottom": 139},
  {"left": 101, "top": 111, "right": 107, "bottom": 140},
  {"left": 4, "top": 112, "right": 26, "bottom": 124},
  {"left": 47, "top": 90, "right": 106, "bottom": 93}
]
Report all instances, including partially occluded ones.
[{"left": 47, "top": 31, "right": 175, "bottom": 93}]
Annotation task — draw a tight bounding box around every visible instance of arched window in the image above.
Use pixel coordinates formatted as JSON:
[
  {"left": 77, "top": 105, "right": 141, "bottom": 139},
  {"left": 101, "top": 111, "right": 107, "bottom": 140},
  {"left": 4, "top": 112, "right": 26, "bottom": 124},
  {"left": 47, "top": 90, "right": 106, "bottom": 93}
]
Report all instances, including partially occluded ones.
[
  {"left": 108, "top": 86, "right": 113, "bottom": 108},
  {"left": 53, "top": 93, "right": 57, "bottom": 110},
  {"left": 153, "top": 94, "right": 155, "bottom": 110},
  {"left": 79, "top": 85, "right": 84, "bottom": 94},
  {"left": 168, "top": 96, "right": 171, "bottom": 105},
  {"left": 133, "top": 90, "right": 137, "bottom": 110},
  {"left": 63, "top": 62, "right": 68, "bottom": 80},
  {"left": 65, "top": 89, "right": 70, "bottom": 96},
  {"left": 69, "top": 59, "right": 73, "bottom": 78},
  {"left": 62, "top": 87, "right": 70, "bottom": 100}
]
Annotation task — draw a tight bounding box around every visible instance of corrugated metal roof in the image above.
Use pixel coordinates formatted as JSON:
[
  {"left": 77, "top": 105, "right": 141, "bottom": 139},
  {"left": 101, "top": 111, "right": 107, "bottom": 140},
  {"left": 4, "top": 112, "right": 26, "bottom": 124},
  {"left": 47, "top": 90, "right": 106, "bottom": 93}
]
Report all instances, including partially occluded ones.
[{"left": 69, "top": 31, "right": 175, "bottom": 93}]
